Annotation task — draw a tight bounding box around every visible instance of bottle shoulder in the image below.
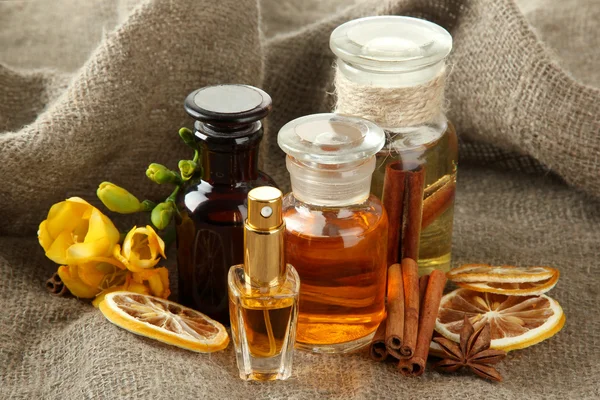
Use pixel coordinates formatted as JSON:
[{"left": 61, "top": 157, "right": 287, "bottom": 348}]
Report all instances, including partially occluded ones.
[
  {"left": 228, "top": 264, "right": 300, "bottom": 302},
  {"left": 384, "top": 119, "right": 457, "bottom": 162},
  {"left": 283, "top": 193, "right": 383, "bottom": 211},
  {"left": 178, "top": 174, "right": 277, "bottom": 214},
  {"left": 282, "top": 194, "right": 387, "bottom": 238},
  {"left": 257, "top": 171, "right": 277, "bottom": 187}
]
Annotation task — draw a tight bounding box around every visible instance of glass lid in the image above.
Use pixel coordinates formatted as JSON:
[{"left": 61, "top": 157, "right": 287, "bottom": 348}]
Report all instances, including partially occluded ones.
[
  {"left": 184, "top": 84, "right": 272, "bottom": 124},
  {"left": 277, "top": 113, "right": 385, "bottom": 164},
  {"left": 330, "top": 16, "right": 452, "bottom": 72}
]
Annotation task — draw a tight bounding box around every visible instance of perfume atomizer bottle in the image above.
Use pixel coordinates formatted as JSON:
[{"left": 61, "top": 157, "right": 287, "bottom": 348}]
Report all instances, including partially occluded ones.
[{"left": 227, "top": 187, "right": 300, "bottom": 381}]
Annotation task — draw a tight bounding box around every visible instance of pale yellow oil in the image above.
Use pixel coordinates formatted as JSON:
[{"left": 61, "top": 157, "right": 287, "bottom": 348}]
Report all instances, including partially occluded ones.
[
  {"left": 371, "top": 122, "right": 458, "bottom": 275},
  {"left": 238, "top": 299, "right": 294, "bottom": 358}
]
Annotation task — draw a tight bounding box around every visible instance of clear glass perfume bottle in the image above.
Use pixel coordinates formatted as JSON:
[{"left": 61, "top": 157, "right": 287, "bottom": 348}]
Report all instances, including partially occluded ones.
[
  {"left": 277, "top": 113, "right": 388, "bottom": 353},
  {"left": 228, "top": 187, "right": 299, "bottom": 381},
  {"left": 331, "top": 17, "right": 457, "bottom": 274},
  {"left": 176, "top": 85, "right": 277, "bottom": 325}
]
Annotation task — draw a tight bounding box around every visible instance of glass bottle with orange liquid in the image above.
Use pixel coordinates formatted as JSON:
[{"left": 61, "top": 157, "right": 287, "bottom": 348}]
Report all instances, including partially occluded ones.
[{"left": 277, "top": 113, "right": 388, "bottom": 353}]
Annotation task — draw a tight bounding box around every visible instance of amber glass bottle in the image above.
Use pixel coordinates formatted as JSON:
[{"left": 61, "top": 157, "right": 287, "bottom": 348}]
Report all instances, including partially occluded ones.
[
  {"left": 176, "top": 85, "right": 276, "bottom": 325},
  {"left": 278, "top": 113, "right": 388, "bottom": 353}
]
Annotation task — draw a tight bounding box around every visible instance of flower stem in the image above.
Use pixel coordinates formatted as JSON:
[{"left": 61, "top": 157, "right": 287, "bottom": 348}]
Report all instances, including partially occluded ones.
[
  {"left": 166, "top": 185, "right": 180, "bottom": 203},
  {"left": 166, "top": 186, "right": 181, "bottom": 218}
]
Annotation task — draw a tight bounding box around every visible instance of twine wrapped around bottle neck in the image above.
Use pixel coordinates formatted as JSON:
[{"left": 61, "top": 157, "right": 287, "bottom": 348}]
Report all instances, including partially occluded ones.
[{"left": 334, "top": 66, "right": 447, "bottom": 129}]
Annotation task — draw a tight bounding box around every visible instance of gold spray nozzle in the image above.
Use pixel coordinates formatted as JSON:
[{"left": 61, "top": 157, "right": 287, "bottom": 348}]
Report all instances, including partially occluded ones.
[
  {"left": 247, "top": 187, "right": 283, "bottom": 231},
  {"left": 244, "top": 187, "right": 285, "bottom": 287}
]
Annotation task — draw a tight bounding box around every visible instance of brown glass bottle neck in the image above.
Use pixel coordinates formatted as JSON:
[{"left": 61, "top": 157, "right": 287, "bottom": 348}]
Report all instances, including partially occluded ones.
[{"left": 200, "top": 144, "right": 260, "bottom": 185}]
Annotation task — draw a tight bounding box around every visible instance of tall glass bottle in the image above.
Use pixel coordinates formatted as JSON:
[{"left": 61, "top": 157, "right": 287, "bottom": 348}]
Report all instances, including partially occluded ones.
[
  {"left": 278, "top": 113, "right": 388, "bottom": 353},
  {"left": 331, "top": 17, "right": 457, "bottom": 274},
  {"left": 176, "top": 84, "right": 276, "bottom": 325},
  {"left": 228, "top": 187, "right": 299, "bottom": 381}
]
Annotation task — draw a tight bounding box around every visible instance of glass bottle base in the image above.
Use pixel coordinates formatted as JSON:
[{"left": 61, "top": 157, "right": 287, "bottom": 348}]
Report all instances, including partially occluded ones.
[
  {"left": 239, "top": 370, "right": 291, "bottom": 382},
  {"left": 295, "top": 331, "right": 375, "bottom": 354}
]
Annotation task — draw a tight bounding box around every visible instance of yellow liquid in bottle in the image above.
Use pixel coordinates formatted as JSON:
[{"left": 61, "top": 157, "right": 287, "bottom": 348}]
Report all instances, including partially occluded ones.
[{"left": 371, "top": 122, "right": 458, "bottom": 274}]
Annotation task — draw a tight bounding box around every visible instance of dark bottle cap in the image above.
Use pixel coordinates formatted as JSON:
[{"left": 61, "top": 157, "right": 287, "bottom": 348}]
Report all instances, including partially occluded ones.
[{"left": 184, "top": 84, "right": 272, "bottom": 127}]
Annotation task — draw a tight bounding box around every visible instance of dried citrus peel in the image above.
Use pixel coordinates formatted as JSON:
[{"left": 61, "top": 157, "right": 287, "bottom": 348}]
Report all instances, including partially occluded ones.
[
  {"left": 99, "top": 291, "right": 229, "bottom": 353},
  {"left": 455, "top": 272, "right": 559, "bottom": 296},
  {"left": 447, "top": 264, "right": 557, "bottom": 283},
  {"left": 435, "top": 289, "right": 565, "bottom": 352},
  {"left": 447, "top": 264, "right": 560, "bottom": 296}
]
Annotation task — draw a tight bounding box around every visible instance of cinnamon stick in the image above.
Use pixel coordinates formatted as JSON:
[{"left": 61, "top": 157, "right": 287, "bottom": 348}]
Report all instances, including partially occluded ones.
[
  {"left": 421, "top": 175, "right": 456, "bottom": 229},
  {"left": 401, "top": 167, "right": 425, "bottom": 260},
  {"left": 46, "top": 272, "right": 69, "bottom": 297},
  {"left": 370, "top": 319, "right": 388, "bottom": 361},
  {"left": 382, "top": 162, "right": 425, "bottom": 264},
  {"left": 382, "top": 162, "right": 406, "bottom": 265},
  {"left": 418, "top": 274, "right": 429, "bottom": 318},
  {"left": 385, "top": 263, "right": 404, "bottom": 358},
  {"left": 398, "top": 270, "right": 447, "bottom": 377},
  {"left": 399, "top": 258, "right": 419, "bottom": 359}
]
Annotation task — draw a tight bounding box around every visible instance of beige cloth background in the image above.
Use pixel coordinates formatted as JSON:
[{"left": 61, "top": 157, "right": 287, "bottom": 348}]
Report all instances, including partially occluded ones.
[{"left": 1, "top": 0, "right": 599, "bottom": 398}]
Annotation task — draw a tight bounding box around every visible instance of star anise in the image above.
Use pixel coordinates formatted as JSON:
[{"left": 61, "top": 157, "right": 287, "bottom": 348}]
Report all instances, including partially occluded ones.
[{"left": 433, "top": 315, "right": 506, "bottom": 382}]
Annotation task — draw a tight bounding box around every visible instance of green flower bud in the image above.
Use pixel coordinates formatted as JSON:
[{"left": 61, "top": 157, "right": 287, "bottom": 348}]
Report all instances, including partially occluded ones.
[
  {"left": 178, "top": 127, "right": 197, "bottom": 148},
  {"left": 151, "top": 202, "right": 174, "bottom": 230},
  {"left": 96, "top": 182, "right": 142, "bottom": 214},
  {"left": 178, "top": 160, "right": 198, "bottom": 181},
  {"left": 146, "top": 163, "right": 181, "bottom": 185}
]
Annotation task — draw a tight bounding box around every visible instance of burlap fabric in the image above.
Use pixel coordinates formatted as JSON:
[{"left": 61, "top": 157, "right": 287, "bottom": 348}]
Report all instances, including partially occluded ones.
[{"left": 1, "top": 0, "right": 599, "bottom": 398}]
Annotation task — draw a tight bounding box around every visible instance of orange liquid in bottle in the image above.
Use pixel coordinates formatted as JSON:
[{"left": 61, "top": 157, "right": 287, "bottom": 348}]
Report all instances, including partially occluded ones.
[{"left": 283, "top": 196, "right": 387, "bottom": 351}]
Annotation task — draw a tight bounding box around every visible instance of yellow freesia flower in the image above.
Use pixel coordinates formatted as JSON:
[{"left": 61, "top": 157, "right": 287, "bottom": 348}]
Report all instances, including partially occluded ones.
[
  {"left": 57, "top": 261, "right": 128, "bottom": 299},
  {"left": 57, "top": 265, "right": 101, "bottom": 298},
  {"left": 114, "top": 225, "right": 166, "bottom": 272},
  {"left": 91, "top": 268, "right": 170, "bottom": 307},
  {"left": 38, "top": 197, "right": 120, "bottom": 265},
  {"left": 40, "top": 198, "right": 171, "bottom": 305},
  {"left": 132, "top": 267, "right": 171, "bottom": 298}
]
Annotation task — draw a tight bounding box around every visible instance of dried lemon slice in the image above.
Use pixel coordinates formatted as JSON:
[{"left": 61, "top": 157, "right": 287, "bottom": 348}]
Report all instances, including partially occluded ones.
[
  {"left": 455, "top": 271, "right": 559, "bottom": 296},
  {"left": 447, "top": 264, "right": 557, "bottom": 283},
  {"left": 435, "top": 289, "right": 565, "bottom": 352},
  {"left": 99, "top": 291, "right": 229, "bottom": 353}
]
